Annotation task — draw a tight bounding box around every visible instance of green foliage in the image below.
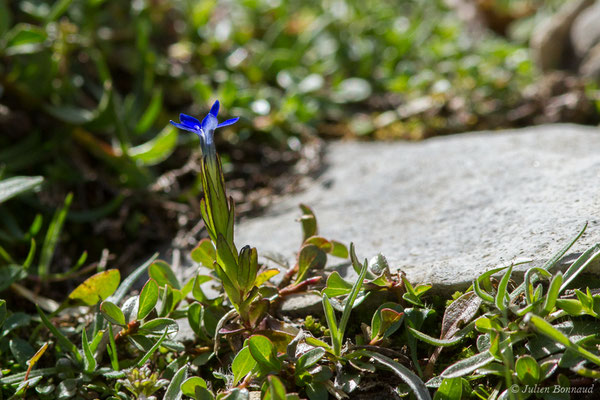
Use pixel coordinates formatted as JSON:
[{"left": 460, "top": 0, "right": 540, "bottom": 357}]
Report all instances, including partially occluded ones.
[{"left": 2, "top": 9, "right": 600, "bottom": 393}]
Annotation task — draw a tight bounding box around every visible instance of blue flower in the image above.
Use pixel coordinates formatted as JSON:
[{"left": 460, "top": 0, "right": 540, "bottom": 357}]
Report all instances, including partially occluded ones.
[{"left": 170, "top": 100, "right": 239, "bottom": 155}]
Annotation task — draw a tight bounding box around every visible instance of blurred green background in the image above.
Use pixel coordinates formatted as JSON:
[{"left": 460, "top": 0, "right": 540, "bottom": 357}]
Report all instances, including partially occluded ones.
[{"left": 0, "top": 0, "right": 596, "bottom": 286}]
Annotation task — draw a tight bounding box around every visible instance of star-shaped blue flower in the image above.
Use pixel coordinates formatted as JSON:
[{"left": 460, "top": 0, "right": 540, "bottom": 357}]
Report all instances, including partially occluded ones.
[{"left": 170, "top": 100, "right": 239, "bottom": 155}]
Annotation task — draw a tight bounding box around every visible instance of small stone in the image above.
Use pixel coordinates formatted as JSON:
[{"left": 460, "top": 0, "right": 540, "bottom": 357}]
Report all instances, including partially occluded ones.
[
  {"left": 579, "top": 42, "right": 600, "bottom": 78},
  {"left": 571, "top": 2, "right": 600, "bottom": 59},
  {"left": 279, "top": 293, "right": 323, "bottom": 318},
  {"left": 530, "top": 0, "right": 593, "bottom": 71}
]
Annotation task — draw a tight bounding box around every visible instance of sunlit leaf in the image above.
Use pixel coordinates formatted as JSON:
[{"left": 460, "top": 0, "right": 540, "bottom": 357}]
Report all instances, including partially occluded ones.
[
  {"left": 100, "top": 301, "right": 126, "bottom": 326},
  {"left": 164, "top": 364, "right": 188, "bottom": 400},
  {"left": 190, "top": 238, "right": 216, "bottom": 268},
  {"left": 248, "top": 335, "right": 281, "bottom": 372},
  {"left": 67, "top": 269, "right": 121, "bottom": 306},
  {"left": 137, "top": 279, "right": 159, "bottom": 320},
  {"left": 232, "top": 346, "right": 256, "bottom": 385},
  {"left": 0, "top": 176, "right": 43, "bottom": 204},
  {"left": 149, "top": 260, "right": 180, "bottom": 289},
  {"left": 295, "top": 244, "right": 326, "bottom": 284},
  {"left": 515, "top": 355, "right": 540, "bottom": 386},
  {"left": 130, "top": 125, "right": 178, "bottom": 166}
]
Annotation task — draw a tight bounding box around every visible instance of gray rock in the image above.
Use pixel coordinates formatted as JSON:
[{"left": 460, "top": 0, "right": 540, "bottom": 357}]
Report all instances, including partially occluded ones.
[
  {"left": 571, "top": 1, "right": 600, "bottom": 59},
  {"left": 234, "top": 124, "right": 600, "bottom": 294},
  {"left": 278, "top": 293, "right": 324, "bottom": 318},
  {"left": 530, "top": 0, "right": 593, "bottom": 71},
  {"left": 580, "top": 42, "right": 600, "bottom": 78}
]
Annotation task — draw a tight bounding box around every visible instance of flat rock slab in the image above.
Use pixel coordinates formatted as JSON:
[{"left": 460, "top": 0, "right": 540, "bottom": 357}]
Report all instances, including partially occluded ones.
[{"left": 234, "top": 124, "right": 600, "bottom": 294}]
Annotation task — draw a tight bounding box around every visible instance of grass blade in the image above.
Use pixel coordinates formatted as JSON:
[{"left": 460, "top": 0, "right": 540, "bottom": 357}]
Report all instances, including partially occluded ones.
[
  {"left": 511, "top": 223, "right": 587, "bottom": 301},
  {"left": 560, "top": 244, "right": 600, "bottom": 292},
  {"left": 356, "top": 350, "right": 431, "bottom": 400},
  {"left": 38, "top": 193, "right": 72, "bottom": 277},
  {"left": 338, "top": 243, "right": 369, "bottom": 348},
  {"left": 164, "top": 364, "right": 189, "bottom": 400},
  {"left": 36, "top": 305, "right": 82, "bottom": 363},
  {"left": 108, "top": 253, "right": 158, "bottom": 304}
]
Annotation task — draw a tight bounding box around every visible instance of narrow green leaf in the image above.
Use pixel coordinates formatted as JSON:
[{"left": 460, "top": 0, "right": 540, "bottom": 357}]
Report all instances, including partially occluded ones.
[
  {"left": 136, "top": 328, "right": 169, "bottom": 367},
  {"left": 542, "top": 272, "right": 563, "bottom": 315},
  {"left": 137, "top": 279, "right": 159, "bottom": 320},
  {"left": 39, "top": 193, "right": 72, "bottom": 277},
  {"left": 135, "top": 89, "right": 163, "bottom": 134},
  {"left": 82, "top": 328, "right": 97, "bottom": 373},
  {"left": 36, "top": 306, "right": 82, "bottom": 363},
  {"left": 237, "top": 245, "right": 259, "bottom": 293},
  {"left": 440, "top": 350, "right": 494, "bottom": 378},
  {"left": 560, "top": 245, "right": 600, "bottom": 292},
  {"left": 525, "top": 313, "right": 600, "bottom": 366},
  {"left": 215, "top": 263, "right": 241, "bottom": 306},
  {"left": 356, "top": 350, "right": 431, "bottom": 400},
  {"left": 407, "top": 322, "right": 474, "bottom": 347},
  {"left": 4, "top": 23, "right": 46, "bottom": 55},
  {"left": 299, "top": 204, "right": 318, "bottom": 241},
  {"left": 297, "top": 347, "right": 326, "bottom": 372},
  {"left": 89, "top": 329, "right": 104, "bottom": 354},
  {"left": 100, "top": 301, "right": 126, "bottom": 326},
  {"left": 46, "top": 0, "right": 73, "bottom": 22},
  {"left": 107, "top": 324, "right": 119, "bottom": 371},
  {"left": 511, "top": 223, "right": 586, "bottom": 301},
  {"left": 108, "top": 253, "right": 158, "bottom": 304},
  {"left": 322, "top": 294, "right": 339, "bottom": 354},
  {"left": 0, "top": 176, "right": 43, "bottom": 204},
  {"left": 523, "top": 267, "right": 552, "bottom": 305},
  {"left": 130, "top": 126, "right": 178, "bottom": 166},
  {"left": 473, "top": 267, "right": 508, "bottom": 303},
  {"left": 0, "top": 299, "right": 6, "bottom": 329},
  {"left": 0, "top": 368, "right": 57, "bottom": 385},
  {"left": 337, "top": 244, "right": 369, "bottom": 351},
  {"left": 556, "top": 299, "right": 585, "bottom": 316},
  {"left": 158, "top": 284, "right": 175, "bottom": 317},
  {"left": 494, "top": 265, "right": 512, "bottom": 311},
  {"left": 23, "top": 239, "right": 36, "bottom": 269},
  {"left": 216, "top": 234, "right": 239, "bottom": 290},
  {"left": 164, "top": 364, "right": 188, "bottom": 400},
  {"left": 138, "top": 318, "right": 178, "bottom": 336}
]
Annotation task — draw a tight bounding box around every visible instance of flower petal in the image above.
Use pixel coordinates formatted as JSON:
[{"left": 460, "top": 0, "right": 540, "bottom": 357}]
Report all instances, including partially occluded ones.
[
  {"left": 179, "top": 114, "right": 201, "bottom": 129},
  {"left": 216, "top": 117, "right": 240, "bottom": 128},
  {"left": 201, "top": 113, "right": 219, "bottom": 132},
  {"left": 209, "top": 100, "right": 220, "bottom": 118},
  {"left": 170, "top": 121, "right": 200, "bottom": 133}
]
